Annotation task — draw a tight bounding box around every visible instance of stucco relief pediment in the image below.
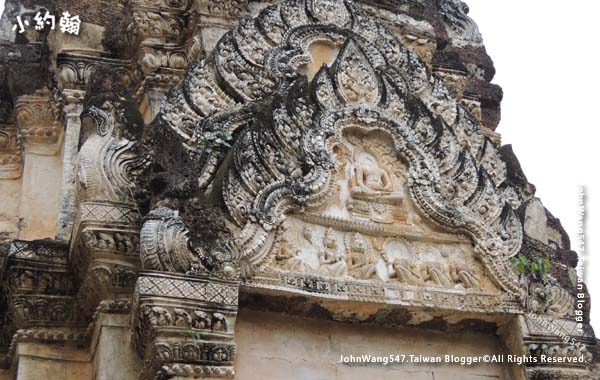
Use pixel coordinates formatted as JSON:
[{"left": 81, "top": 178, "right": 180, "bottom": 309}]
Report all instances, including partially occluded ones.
[
  {"left": 141, "top": 0, "right": 527, "bottom": 311},
  {"left": 265, "top": 128, "right": 500, "bottom": 298}
]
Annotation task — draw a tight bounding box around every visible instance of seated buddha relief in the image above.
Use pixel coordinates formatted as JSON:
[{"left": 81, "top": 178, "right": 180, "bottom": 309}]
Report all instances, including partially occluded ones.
[
  {"left": 342, "top": 143, "right": 412, "bottom": 224},
  {"left": 349, "top": 148, "right": 405, "bottom": 204}
]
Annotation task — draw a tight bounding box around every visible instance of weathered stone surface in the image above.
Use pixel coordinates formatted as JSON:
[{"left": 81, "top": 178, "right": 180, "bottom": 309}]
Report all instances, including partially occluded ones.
[
  {"left": 235, "top": 309, "right": 512, "bottom": 380},
  {"left": 0, "top": 0, "right": 597, "bottom": 379}
]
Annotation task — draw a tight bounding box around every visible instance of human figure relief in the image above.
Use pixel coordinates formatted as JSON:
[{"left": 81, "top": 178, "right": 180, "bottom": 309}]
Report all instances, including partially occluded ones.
[
  {"left": 383, "top": 254, "right": 422, "bottom": 285},
  {"left": 317, "top": 228, "right": 347, "bottom": 277},
  {"left": 420, "top": 261, "right": 453, "bottom": 288},
  {"left": 449, "top": 260, "right": 481, "bottom": 289},
  {"left": 346, "top": 233, "right": 377, "bottom": 279},
  {"left": 349, "top": 149, "right": 404, "bottom": 203},
  {"left": 192, "top": 311, "right": 211, "bottom": 330},
  {"left": 212, "top": 313, "right": 227, "bottom": 332},
  {"left": 275, "top": 238, "right": 311, "bottom": 272}
]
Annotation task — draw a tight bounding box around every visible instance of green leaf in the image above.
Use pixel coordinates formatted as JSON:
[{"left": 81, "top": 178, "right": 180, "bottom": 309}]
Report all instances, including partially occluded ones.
[{"left": 542, "top": 258, "right": 551, "bottom": 274}]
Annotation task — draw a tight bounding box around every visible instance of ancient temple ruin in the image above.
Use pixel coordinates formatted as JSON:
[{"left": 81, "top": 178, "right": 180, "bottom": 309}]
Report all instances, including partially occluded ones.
[{"left": 0, "top": 0, "right": 598, "bottom": 379}]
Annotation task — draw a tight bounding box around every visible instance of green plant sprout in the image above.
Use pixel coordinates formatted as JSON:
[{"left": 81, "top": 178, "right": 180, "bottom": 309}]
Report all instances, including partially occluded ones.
[{"left": 511, "top": 255, "right": 551, "bottom": 283}]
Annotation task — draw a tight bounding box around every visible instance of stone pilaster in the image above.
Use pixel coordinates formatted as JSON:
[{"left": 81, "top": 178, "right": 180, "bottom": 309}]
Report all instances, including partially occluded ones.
[
  {"left": 14, "top": 90, "right": 64, "bottom": 240},
  {"left": 55, "top": 102, "right": 83, "bottom": 242},
  {"left": 14, "top": 90, "right": 62, "bottom": 156},
  {"left": 69, "top": 91, "right": 149, "bottom": 315}
]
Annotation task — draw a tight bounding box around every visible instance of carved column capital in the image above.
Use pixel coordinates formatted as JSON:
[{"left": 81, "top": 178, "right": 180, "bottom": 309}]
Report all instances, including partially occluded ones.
[
  {"left": 14, "top": 90, "right": 63, "bottom": 155},
  {"left": 132, "top": 272, "right": 239, "bottom": 379},
  {"left": 519, "top": 314, "right": 598, "bottom": 379},
  {"left": 0, "top": 240, "right": 87, "bottom": 364},
  {"left": 56, "top": 53, "right": 141, "bottom": 104},
  {"left": 127, "top": 0, "right": 203, "bottom": 106},
  {"left": 0, "top": 124, "right": 23, "bottom": 179}
]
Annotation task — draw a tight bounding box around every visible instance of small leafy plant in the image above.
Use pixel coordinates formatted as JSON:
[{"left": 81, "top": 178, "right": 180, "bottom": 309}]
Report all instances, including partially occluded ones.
[{"left": 511, "top": 255, "right": 551, "bottom": 282}]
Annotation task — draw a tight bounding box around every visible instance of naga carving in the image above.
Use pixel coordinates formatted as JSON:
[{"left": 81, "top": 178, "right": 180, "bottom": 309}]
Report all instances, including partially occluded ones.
[
  {"left": 78, "top": 95, "right": 148, "bottom": 204},
  {"left": 145, "top": 0, "right": 524, "bottom": 298},
  {"left": 525, "top": 279, "right": 576, "bottom": 318},
  {"left": 438, "top": 0, "right": 483, "bottom": 48}
]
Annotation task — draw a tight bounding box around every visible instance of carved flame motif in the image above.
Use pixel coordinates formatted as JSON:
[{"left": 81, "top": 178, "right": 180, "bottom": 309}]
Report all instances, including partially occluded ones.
[
  {"left": 308, "top": 0, "right": 351, "bottom": 28},
  {"left": 333, "top": 40, "right": 380, "bottom": 105},
  {"left": 438, "top": 0, "right": 483, "bottom": 48}
]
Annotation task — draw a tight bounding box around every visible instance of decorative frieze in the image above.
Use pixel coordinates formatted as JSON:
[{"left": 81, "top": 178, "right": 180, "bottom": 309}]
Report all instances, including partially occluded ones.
[
  {"left": 128, "top": 0, "right": 200, "bottom": 89},
  {"left": 138, "top": 46, "right": 190, "bottom": 75},
  {"left": 526, "top": 342, "right": 593, "bottom": 367},
  {"left": 197, "top": 0, "right": 250, "bottom": 18},
  {"left": 250, "top": 270, "right": 521, "bottom": 314},
  {"left": 131, "top": 0, "right": 192, "bottom": 12},
  {"left": 519, "top": 314, "right": 598, "bottom": 379},
  {"left": 7, "top": 239, "right": 69, "bottom": 263},
  {"left": 130, "top": 11, "right": 188, "bottom": 46}
]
